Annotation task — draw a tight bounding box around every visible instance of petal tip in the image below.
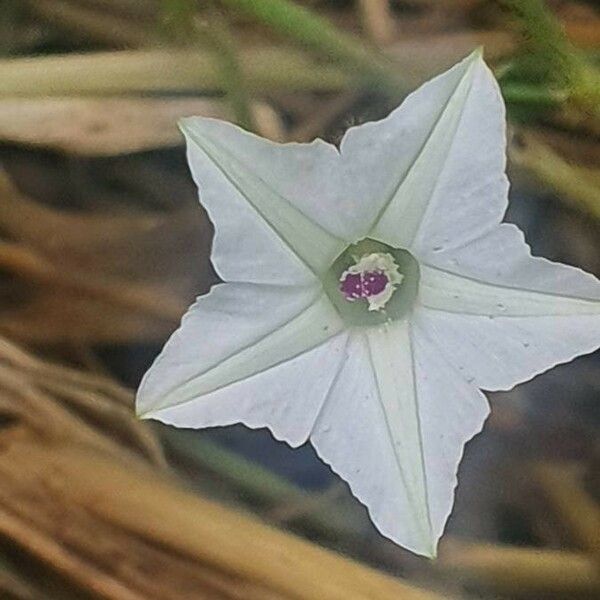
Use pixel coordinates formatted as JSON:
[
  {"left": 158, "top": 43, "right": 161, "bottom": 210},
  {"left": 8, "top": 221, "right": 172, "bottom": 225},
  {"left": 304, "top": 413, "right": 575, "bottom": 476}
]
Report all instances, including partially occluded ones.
[
  {"left": 134, "top": 381, "right": 159, "bottom": 420},
  {"left": 178, "top": 116, "right": 194, "bottom": 134},
  {"left": 463, "top": 46, "right": 486, "bottom": 74},
  {"left": 415, "top": 529, "right": 438, "bottom": 559},
  {"left": 471, "top": 45, "right": 484, "bottom": 59},
  {"left": 134, "top": 397, "right": 153, "bottom": 420},
  {"left": 411, "top": 531, "right": 439, "bottom": 559},
  {"left": 457, "top": 47, "right": 487, "bottom": 80},
  {"left": 178, "top": 115, "right": 218, "bottom": 137},
  {"left": 135, "top": 407, "right": 153, "bottom": 420}
]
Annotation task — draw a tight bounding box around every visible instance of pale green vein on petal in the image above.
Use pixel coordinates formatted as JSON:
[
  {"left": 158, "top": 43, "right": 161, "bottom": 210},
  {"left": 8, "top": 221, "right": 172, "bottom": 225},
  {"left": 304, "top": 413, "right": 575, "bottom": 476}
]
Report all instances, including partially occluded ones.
[
  {"left": 308, "top": 334, "right": 351, "bottom": 437},
  {"left": 143, "top": 292, "right": 345, "bottom": 416},
  {"left": 419, "top": 264, "right": 600, "bottom": 317},
  {"left": 365, "top": 321, "right": 434, "bottom": 554},
  {"left": 181, "top": 120, "right": 346, "bottom": 276},
  {"left": 368, "top": 52, "right": 479, "bottom": 250}
]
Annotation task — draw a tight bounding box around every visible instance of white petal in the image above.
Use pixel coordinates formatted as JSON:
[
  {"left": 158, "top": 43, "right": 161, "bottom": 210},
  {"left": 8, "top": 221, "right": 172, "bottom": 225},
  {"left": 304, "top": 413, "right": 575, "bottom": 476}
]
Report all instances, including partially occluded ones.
[
  {"left": 143, "top": 332, "right": 349, "bottom": 448},
  {"left": 137, "top": 282, "right": 345, "bottom": 417},
  {"left": 418, "top": 224, "right": 600, "bottom": 390},
  {"left": 310, "top": 323, "right": 434, "bottom": 557},
  {"left": 348, "top": 51, "right": 507, "bottom": 251},
  {"left": 180, "top": 53, "right": 507, "bottom": 263},
  {"left": 410, "top": 315, "right": 490, "bottom": 540},
  {"left": 182, "top": 118, "right": 347, "bottom": 284},
  {"left": 420, "top": 265, "right": 600, "bottom": 317}
]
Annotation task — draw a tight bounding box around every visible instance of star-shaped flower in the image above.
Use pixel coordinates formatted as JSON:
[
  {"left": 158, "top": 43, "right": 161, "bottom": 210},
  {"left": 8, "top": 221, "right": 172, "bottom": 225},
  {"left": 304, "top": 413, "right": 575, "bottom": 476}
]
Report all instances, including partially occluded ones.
[{"left": 136, "top": 51, "right": 600, "bottom": 557}]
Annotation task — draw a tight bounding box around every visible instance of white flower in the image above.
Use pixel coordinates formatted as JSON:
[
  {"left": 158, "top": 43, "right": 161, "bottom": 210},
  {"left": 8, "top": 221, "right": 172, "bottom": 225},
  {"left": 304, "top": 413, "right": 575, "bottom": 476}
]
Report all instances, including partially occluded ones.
[{"left": 136, "top": 51, "right": 600, "bottom": 557}]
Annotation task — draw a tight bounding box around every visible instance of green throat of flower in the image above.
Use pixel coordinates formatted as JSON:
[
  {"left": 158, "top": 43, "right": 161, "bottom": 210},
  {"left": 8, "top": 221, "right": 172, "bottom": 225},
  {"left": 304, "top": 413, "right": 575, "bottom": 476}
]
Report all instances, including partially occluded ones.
[{"left": 323, "top": 238, "right": 420, "bottom": 327}]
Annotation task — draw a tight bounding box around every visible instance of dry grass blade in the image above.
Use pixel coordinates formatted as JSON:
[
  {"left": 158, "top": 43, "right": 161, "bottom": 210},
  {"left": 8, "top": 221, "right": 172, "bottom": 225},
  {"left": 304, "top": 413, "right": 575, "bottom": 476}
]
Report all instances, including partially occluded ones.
[
  {"left": 0, "top": 335, "right": 166, "bottom": 467},
  {"left": 0, "top": 240, "right": 185, "bottom": 321},
  {"left": 0, "top": 437, "right": 443, "bottom": 600},
  {"left": 437, "top": 539, "right": 600, "bottom": 597},
  {"left": 0, "top": 98, "right": 283, "bottom": 155},
  {"left": 0, "top": 568, "right": 45, "bottom": 600},
  {"left": 23, "top": 0, "right": 155, "bottom": 47},
  {"left": 357, "top": 0, "right": 395, "bottom": 46},
  {"left": 529, "top": 462, "right": 600, "bottom": 563},
  {"left": 0, "top": 336, "right": 443, "bottom": 599},
  {"left": 0, "top": 172, "right": 210, "bottom": 344},
  {"left": 0, "top": 49, "right": 351, "bottom": 97},
  {"left": 0, "top": 336, "right": 134, "bottom": 406},
  {"left": 510, "top": 132, "right": 600, "bottom": 219}
]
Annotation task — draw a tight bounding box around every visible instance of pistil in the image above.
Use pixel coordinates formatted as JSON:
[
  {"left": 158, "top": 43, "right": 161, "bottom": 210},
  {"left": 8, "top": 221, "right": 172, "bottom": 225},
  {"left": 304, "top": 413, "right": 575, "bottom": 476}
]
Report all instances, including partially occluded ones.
[{"left": 339, "top": 252, "right": 403, "bottom": 312}]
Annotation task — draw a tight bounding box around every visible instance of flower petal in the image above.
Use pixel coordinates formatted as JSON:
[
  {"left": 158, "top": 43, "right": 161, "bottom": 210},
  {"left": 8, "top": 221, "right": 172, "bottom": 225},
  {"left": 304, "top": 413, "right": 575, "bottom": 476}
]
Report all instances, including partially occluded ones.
[
  {"left": 418, "top": 224, "right": 600, "bottom": 390},
  {"left": 310, "top": 323, "right": 434, "bottom": 557},
  {"left": 346, "top": 51, "right": 507, "bottom": 252},
  {"left": 181, "top": 118, "right": 347, "bottom": 283},
  {"left": 141, "top": 332, "right": 349, "bottom": 448},
  {"left": 137, "top": 282, "right": 345, "bottom": 419},
  {"left": 410, "top": 315, "right": 490, "bottom": 540}
]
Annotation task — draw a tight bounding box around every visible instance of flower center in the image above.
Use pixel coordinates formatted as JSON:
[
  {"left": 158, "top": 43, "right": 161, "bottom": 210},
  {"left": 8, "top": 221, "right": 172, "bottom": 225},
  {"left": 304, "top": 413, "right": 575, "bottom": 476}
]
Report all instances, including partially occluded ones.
[
  {"left": 322, "top": 238, "right": 420, "bottom": 327},
  {"left": 339, "top": 252, "right": 403, "bottom": 312}
]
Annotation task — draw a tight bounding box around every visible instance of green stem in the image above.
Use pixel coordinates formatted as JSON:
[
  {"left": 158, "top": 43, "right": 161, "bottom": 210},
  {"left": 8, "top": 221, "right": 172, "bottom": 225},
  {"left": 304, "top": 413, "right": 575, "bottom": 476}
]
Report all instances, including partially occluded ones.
[
  {"left": 161, "top": 428, "right": 365, "bottom": 542},
  {"left": 218, "top": 0, "right": 406, "bottom": 95},
  {"left": 198, "top": 12, "right": 255, "bottom": 130},
  {"left": 501, "top": 82, "right": 568, "bottom": 105},
  {"left": 501, "top": 0, "right": 600, "bottom": 114}
]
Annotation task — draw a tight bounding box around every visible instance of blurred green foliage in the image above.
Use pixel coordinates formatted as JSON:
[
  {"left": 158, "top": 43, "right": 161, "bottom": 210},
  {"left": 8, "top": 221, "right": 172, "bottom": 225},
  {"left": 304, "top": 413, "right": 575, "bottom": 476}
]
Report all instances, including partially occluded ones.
[{"left": 500, "top": 0, "right": 600, "bottom": 120}]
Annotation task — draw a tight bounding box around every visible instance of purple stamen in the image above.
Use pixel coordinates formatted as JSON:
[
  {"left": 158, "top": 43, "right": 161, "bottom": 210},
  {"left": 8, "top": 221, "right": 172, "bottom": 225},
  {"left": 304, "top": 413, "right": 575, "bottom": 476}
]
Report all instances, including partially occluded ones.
[
  {"left": 362, "top": 270, "right": 389, "bottom": 295},
  {"left": 340, "top": 270, "right": 389, "bottom": 301},
  {"left": 340, "top": 273, "right": 363, "bottom": 301}
]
